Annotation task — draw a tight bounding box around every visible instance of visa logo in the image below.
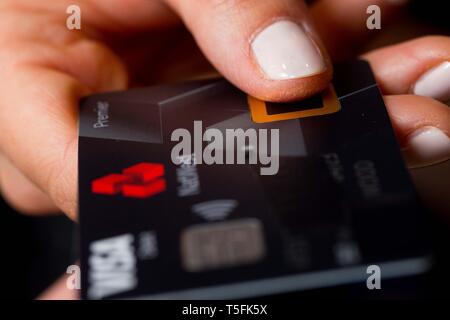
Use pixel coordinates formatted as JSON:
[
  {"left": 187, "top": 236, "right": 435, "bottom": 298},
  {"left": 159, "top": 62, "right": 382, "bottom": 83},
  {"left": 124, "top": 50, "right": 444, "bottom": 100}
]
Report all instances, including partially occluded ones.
[{"left": 88, "top": 234, "right": 137, "bottom": 299}]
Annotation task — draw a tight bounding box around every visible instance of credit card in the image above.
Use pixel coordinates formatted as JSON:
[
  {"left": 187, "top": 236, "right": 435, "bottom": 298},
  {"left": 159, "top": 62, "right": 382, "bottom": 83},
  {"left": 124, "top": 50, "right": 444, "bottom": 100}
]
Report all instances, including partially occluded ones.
[{"left": 78, "top": 60, "right": 430, "bottom": 300}]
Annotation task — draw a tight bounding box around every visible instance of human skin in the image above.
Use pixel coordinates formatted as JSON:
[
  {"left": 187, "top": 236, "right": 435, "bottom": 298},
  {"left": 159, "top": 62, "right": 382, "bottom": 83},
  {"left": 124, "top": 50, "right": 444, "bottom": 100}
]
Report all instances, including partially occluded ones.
[
  {"left": 0, "top": 0, "right": 440, "bottom": 300},
  {"left": 0, "top": 1, "right": 448, "bottom": 223}
]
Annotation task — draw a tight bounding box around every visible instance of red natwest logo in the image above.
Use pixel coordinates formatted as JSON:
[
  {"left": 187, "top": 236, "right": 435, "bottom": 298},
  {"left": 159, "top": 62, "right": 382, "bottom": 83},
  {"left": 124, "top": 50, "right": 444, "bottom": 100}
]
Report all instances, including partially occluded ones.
[{"left": 91, "top": 162, "right": 166, "bottom": 198}]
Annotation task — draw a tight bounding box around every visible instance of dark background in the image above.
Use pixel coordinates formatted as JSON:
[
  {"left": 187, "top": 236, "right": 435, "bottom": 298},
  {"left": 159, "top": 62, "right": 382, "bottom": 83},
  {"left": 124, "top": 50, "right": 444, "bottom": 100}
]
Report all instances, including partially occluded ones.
[{"left": 2, "top": 0, "right": 449, "bottom": 299}]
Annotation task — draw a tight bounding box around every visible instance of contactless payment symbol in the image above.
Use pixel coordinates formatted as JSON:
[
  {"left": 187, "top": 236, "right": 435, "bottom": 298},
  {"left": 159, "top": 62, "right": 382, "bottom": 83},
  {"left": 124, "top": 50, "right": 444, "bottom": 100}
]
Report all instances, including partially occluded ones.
[
  {"left": 91, "top": 162, "right": 166, "bottom": 198},
  {"left": 247, "top": 84, "right": 341, "bottom": 123}
]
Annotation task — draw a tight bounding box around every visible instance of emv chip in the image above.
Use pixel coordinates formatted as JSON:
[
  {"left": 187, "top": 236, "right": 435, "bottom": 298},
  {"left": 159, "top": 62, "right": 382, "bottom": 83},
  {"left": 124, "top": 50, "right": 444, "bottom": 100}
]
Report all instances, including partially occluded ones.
[{"left": 181, "top": 219, "right": 265, "bottom": 272}]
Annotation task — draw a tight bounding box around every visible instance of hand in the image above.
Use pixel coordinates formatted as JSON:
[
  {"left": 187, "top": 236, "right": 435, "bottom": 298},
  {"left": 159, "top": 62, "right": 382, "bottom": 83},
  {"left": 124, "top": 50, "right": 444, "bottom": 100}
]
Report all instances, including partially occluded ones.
[
  {"left": 18, "top": 0, "right": 447, "bottom": 300},
  {"left": 0, "top": 0, "right": 447, "bottom": 222}
]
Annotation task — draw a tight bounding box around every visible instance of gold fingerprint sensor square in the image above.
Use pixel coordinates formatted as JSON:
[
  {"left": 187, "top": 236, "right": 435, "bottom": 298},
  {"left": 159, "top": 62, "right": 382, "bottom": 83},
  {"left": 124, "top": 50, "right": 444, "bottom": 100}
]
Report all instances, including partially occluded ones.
[{"left": 247, "top": 85, "right": 341, "bottom": 123}]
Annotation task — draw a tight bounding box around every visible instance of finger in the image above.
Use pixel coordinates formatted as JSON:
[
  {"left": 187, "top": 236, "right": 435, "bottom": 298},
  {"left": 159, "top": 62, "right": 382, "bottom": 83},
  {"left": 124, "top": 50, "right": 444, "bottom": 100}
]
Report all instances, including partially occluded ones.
[
  {"left": 166, "top": 0, "right": 333, "bottom": 102},
  {"left": 311, "top": 0, "right": 409, "bottom": 60},
  {"left": 363, "top": 36, "right": 450, "bottom": 102},
  {"left": 3, "top": 0, "right": 185, "bottom": 86},
  {"left": 384, "top": 95, "right": 450, "bottom": 168},
  {"left": 0, "top": 8, "right": 129, "bottom": 219},
  {"left": 409, "top": 160, "right": 450, "bottom": 220},
  {"left": 0, "top": 66, "right": 83, "bottom": 220},
  {"left": 84, "top": 0, "right": 180, "bottom": 31},
  {"left": 6, "top": 0, "right": 180, "bottom": 33},
  {"left": 0, "top": 154, "right": 60, "bottom": 215},
  {"left": 0, "top": 63, "right": 126, "bottom": 220},
  {"left": 37, "top": 274, "right": 79, "bottom": 300}
]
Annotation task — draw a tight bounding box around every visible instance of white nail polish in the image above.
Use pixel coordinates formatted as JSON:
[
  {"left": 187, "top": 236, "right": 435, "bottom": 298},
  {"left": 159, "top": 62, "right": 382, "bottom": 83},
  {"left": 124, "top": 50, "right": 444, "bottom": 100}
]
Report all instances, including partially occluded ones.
[
  {"left": 251, "top": 20, "right": 326, "bottom": 80},
  {"left": 403, "top": 126, "right": 450, "bottom": 168},
  {"left": 413, "top": 61, "right": 450, "bottom": 102}
]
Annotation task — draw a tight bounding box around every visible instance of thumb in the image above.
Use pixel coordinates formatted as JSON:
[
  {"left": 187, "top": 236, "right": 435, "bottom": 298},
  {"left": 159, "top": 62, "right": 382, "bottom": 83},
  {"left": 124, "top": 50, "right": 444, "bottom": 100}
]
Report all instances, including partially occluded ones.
[{"left": 166, "top": 0, "right": 332, "bottom": 102}]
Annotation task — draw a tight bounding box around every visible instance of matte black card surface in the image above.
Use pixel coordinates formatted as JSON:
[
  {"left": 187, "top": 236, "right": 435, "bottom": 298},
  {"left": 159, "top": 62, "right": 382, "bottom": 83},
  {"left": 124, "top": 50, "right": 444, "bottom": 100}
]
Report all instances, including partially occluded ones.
[{"left": 78, "top": 60, "right": 429, "bottom": 300}]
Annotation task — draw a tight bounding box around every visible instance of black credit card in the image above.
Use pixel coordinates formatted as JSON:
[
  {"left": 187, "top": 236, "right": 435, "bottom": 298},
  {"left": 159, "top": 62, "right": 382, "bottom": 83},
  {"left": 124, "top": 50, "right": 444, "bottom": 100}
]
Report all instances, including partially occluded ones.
[{"left": 78, "top": 60, "right": 430, "bottom": 300}]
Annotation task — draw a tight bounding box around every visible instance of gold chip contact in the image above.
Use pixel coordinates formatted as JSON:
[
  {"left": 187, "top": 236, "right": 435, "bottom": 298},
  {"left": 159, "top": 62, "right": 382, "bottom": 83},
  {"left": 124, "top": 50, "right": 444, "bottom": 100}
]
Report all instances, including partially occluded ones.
[{"left": 181, "top": 218, "right": 266, "bottom": 272}]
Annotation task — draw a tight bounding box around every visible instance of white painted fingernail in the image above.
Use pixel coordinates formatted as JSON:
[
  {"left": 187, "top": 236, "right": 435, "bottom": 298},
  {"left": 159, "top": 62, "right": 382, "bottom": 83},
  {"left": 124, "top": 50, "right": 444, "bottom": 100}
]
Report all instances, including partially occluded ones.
[
  {"left": 251, "top": 20, "right": 326, "bottom": 80},
  {"left": 403, "top": 126, "right": 450, "bottom": 168},
  {"left": 413, "top": 61, "right": 450, "bottom": 103}
]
